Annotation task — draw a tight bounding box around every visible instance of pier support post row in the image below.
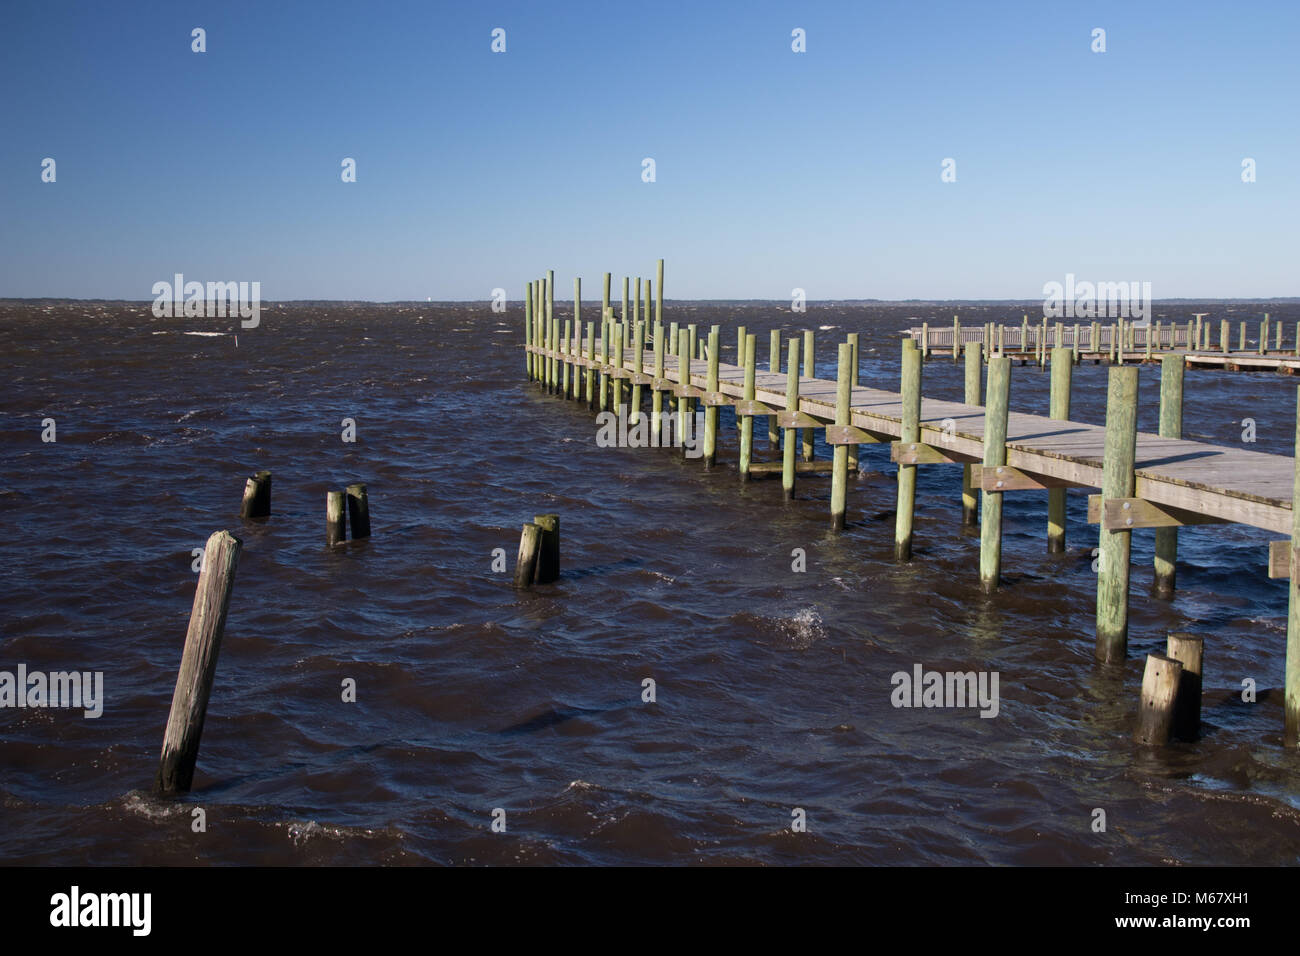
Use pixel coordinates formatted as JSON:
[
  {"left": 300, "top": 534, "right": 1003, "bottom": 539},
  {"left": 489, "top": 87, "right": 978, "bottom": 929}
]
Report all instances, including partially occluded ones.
[
  {"left": 157, "top": 529, "right": 242, "bottom": 794},
  {"left": 1153, "top": 354, "right": 1185, "bottom": 598},
  {"left": 830, "top": 342, "right": 852, "bottom": 531},
  {"left": 1047, "top": 347, "right": 1073, "bottom": 552},
  {"left": 895, "top": 340, "right": 921, "bottom": 560},
  {"left": 1287, "top": 385, "right": 1300, "bottom": 746},
  {"left": 961, "top": 342, "right": 981, "bottom": 526},
  {"left": 1095, "top": 366, "right": 1139, "bottom": 663},
  {"left": 979, "top": 356, "right": 1011, "bottom": 592}
]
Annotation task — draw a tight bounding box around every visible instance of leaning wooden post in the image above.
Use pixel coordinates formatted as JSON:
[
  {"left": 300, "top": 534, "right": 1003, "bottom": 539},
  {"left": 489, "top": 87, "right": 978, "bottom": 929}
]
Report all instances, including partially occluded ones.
[
  {"left": 847, "top": 332, "right": 860, "bottom": 473},
  {"left": 326, "top": 491, "right": 346, "bottom": 547},
  {"left": 738, "top": 334, "right": 757, "bottom": 481},
  {"left": 1166, "top": 633, "right": 1203, "bottom": 740},
  {"left": 346, "top": 482, "right": 371, "bottom": 539},
  {"left": 239, "top": 470, "right": 272, "bottom": 518},
  {"left": 829, "top": 342, "right": 852, "bottom": 530},
  {"left": 703, "top": 328, "right": 720, "bottom": 467},
  {"left": 1153, "top": 354, "right": 1185, "bottom": 598},
  {"left": 1095, "top": 366, "right": 1139, "bottom": 663},
  {"left": 801, "top": 329, "right": 815, "bottom": 461},
  {"left": 782, "top": 337, "right": 800, "bottom": 499},
  {"left": 652, "top": 322, "right": 666, "bottom": 445},
  {"left": 979, "top": 356, "right": 1011, "bottom": 592},
  {"left": 961, "top": 341, "right": 982, "bottom": 526},
  {"left": 768, "top": 329, "right": 782, "bottom": 446},
  {"left": 533, "top": 514, "right": 560, "bottom": 584},
  {"left": 1134, "top": 653, "right": 1183, "bottom": 746},
  {"left": 1047, "top": 347, "right": 1073, "bottom": 552},
  {"left": 157, "top": 529, "right": 242, "bottom": 794},
  {"left": 895, "top": 340, "right": 921, "bottom": 560},
  {"left": 1287, "top": 385, "right": 1300, "bottom": 746},
  {"left": 513, "top": 522, "right": 542, "bottom": 589}
]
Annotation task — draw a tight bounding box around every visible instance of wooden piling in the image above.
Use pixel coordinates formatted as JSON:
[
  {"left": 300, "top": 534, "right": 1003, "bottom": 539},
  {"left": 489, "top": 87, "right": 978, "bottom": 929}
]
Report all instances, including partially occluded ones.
[
  {"left": 611, "top": 321, "right": 624, "bottom": 413},
  {"left": 561, "top": 317, "right": 571, "bottom": 398},
  {"left": 1166, "top": 633, "right": 1203, "bottom": 740},
  {"left": 739, "top": 334, "right": 757, "bottom": 481},
  {"left": 1221, "top": 319, "right": 1230, "bottom": 354},
  {"left": 157, "top": 529, "right": 242, "bottom": 794},
  {"left": 830, "top": 342, "right": 852, "bottom": 531},
  {"left": 585, "top": 320, "right": 595, "bottom": 409},
  {"left": 631, "top": 319, "right": 645, "bottom": 424},
  {"left": 513, "top": 522, "right": 542, "bottom": 589},
  {"left": 598, "top": 311, "right": 610, "bottom": 412},
  {"left": 655, "top": 259, "right": 664, "bottom": 328},
  {"left": 1153, "top": 354, "right": 1185, "bottom": 598},
  {"left": 525, "top": 281, "right": 534, "bottom": 378},
  {"left": 782, "top": 337, "right": 800, "bottom": 499},
  {"left": 704, "top": 327, "right": 720, "bottom": 467},
  {"left": 239, "top": 470, "right": 272, "bottom": 519},
  {"left": 769, "top": 329, "right": 782, "bottom": 446},
  {"left": 1134, "top": 653, "right": 1183, "bottom": 746},
  {"left": 979, "top": 356, "right": 1011, "bottom": 592},
  {"left": 961, "top": 341, "right": 982, "bottom": 526},
  {"left": 1095, "top": 366, "right": 1139, "bottom": 663},
  {"left": 802, "top": 329, "right": 815, "bottom": 461},
  {"left": 847, "top": 332, "right": 860, "bottom": 473},
  {"left": 895, "top": 341, "right": 921, "bottom": 560},
  {"left": 1047, "top": 347, "right": 1073, "bottom": 552},
  {"left": 1287, "top": 385, "right": 1300, "bottom": 746},
  {"left": 603, "top": 273, "right": 611, "bottom": 328},
  {"left": 326, "top": 490, "right": 346, "bottom": 547},
  {"left": 652, "top": 321, "right": 666, "bottom": 445},
  {"left": 346, "top": 482, "right": 371, "bottom": 539},
  {"left": 546, "top": 270, "right": 555, "bottom": 387},
  {"left": 678, "top": 328, "right": 692, "bottom": 450},
  {"left": 533, "top": 514, "right": 560, "bottom": 584}
]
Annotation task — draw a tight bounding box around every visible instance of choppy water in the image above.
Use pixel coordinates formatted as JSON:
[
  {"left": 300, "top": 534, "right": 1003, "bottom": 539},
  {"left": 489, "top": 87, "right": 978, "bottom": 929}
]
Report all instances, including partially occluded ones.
[{"left": 2, "top": 300, "right": 1299, "bottom": 865}]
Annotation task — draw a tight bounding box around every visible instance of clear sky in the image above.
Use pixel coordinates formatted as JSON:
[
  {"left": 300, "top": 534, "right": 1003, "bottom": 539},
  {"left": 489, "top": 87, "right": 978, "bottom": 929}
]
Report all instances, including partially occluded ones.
[{"left": 1, "top": 0, "right": 1296, "bottom": 301}]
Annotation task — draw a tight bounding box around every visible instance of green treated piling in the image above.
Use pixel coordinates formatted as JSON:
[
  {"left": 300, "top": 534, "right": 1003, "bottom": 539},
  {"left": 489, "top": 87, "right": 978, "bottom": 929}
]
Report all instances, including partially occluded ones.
[
  {"left": 584, "top": 320, "right": 595, "bottom": 408},
  {"left": 631, "top": 320, "right": 645, "bottom": 424},
  {"left": 610, "top": 321, "right": 624, "bottom": 414},
  {"left": 953, "top": 316, "right": 961, "bottom": 361},
  {"left": 979, "top": 356, "right": 1011, "bottom": 592},
  {"left": 1095, "top": 366, "right": 1139, "bottom": 663},
  {"left": 525, "top": 282, "right": 534, "bottom": 379},
  {"left": 1221, "top": 319, "right": 1230, "bottom": 353},
  {"left": 1260, "top": 318, "right": 1268, "bottom": 356},
  {"left": 687, "top": 322, "right": 698, "bottom": 435},
  {"left": 830, "top": 343, "right": 852, "bottom": 531},
  {"left": 1153, "top": 354, "right": 1185, "bottom": 599},
  {"left": 802, "top": 329, "right": 815, "bottom": 461},
  {"left": 1047, "top": 347, "right": 1073, "bottom": 552},
  {"left": 782, "top": 337, "right": 800, "bottom": 499},
  {"left": 1286, "top": 387, "right": 1300, "bottom": 745},
  {"left": 652, "top": 321, "right": 665, "bottom": 444},
  {"left": 561, "top": 318, "right": 571, "bottom": 398},
  {"left": 704, "top": 328, "right": 720, "bottom": 467},
  {"left": 598, "top": 311, "right": 610, "bottom": 412},
  {"left": 962, "top": 341, "right": 982, "bottom": 525},
  {"left": 546, "top": 270, "right": 555, "bottom": 384},
  {"left": 739, "top": 334, "right": 756, "bottom": 481},
  {"left": 602, "top": 273, "right": 611, "bottom": 326},
  {"left": 573, "top": 277, "right": 581, "bottom": 393},
  {"left": 895, "top": 341, "right": 922, "bottom": 560},
  {"left": 921, "top": 322, "right": 929, "bottom": 360},
  {"left": 1239, "top": 321, "right": 1247, "bottom": 352}
]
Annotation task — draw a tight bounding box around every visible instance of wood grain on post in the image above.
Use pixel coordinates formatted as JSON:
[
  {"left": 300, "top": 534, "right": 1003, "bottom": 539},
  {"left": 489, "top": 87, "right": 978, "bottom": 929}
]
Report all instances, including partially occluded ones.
[
  {"left": 524, "top": 281, "right": 534, "bottom": 379},
  {"left": 157, "top": 529, "right": 242, "bottom": 794},
  {"left": 326, "top": 490, "right": 346, "bottom": 547},
  {"left": 979, "top": 356, "right": 1011, "bottom": 592},
  {"left": 1047, "top": 347, "right": 1073, "bottom": 552},
  {"left": 346, "top": 482, "right": 371, "bottom": 539},
  {"left": 769, "top": 329, "right": 782, "bottom": 446},
  {"left": 1095, "top": 366, "right": 1138, "bottom": 663},
  {"left": 830, "top": 342, "right": 852, "bottom": 531},
  {"left": 631, "top": 319, "right": 645, "bottom": 425},
  {"left": 533, "top": 514, "right": 559, "bottom": 584},
  {"left": 239, "top": 470, "right": 271, "bottom": 519},
  {"left": 1166, "top": 632, "right": 1203, "bottom": 740},
  {"left": 1153, "top": 354, "right": 1185, "bottom": 598},
  {"left": 962, "top": 341, "right": 982, "bottom": 526},
  {"left": 655, "top": 259, "right": 664, "bottom": 328},
  {"left": 584, "top": 320, "right": 595, "bottom": 408},
  {"left": 561, "top": 317, "right": 571, "bottom": 398},
  {"left": 603, "top": 273, "right": 612, "bottom": 331},
  {"left": 513, "top": 522, "right": 542, "bottom": 589},
  {"left": 847, "top": 332, "right": 860, "bottom": 473},
  {"left": 782, "top": 337, "right": 800, "bottom": 499},
  {"left": 1134, "top": 653, "right": 1183, "bottom": 746},
  {"left": 677, "top": 328, "right": 692, "bottom": 453},
  {"left": 652, "top": 321, "right": 665, "bottom": 445}
]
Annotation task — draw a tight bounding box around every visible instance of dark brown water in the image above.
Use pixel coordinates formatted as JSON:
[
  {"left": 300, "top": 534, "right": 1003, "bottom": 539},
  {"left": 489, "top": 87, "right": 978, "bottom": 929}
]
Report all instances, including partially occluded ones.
[{"left": 3, "top": 300, "right": 1299, "bottom": 865}]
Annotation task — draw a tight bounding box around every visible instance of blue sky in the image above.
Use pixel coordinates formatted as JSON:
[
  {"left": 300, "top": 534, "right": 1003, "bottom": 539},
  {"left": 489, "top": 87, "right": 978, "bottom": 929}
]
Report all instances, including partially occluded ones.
[{"left": 1, "top": 0, "right": 1296, "bottom": 300}]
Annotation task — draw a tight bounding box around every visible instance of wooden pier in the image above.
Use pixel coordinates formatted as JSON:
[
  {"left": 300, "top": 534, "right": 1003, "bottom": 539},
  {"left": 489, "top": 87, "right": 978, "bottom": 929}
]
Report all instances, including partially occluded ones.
[
  {"left": 909, "top": 317, "right": 1300, "bottom": 372},
  {"left": 523, "top": 267, "right": 1300, "bottom": 745}
]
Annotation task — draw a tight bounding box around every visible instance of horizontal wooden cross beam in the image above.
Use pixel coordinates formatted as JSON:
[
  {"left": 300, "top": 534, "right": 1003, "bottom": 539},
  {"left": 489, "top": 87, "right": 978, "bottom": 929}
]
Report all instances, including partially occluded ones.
[{"left": 1087, "top": 495, "right": 1234, "bottom": 530}]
